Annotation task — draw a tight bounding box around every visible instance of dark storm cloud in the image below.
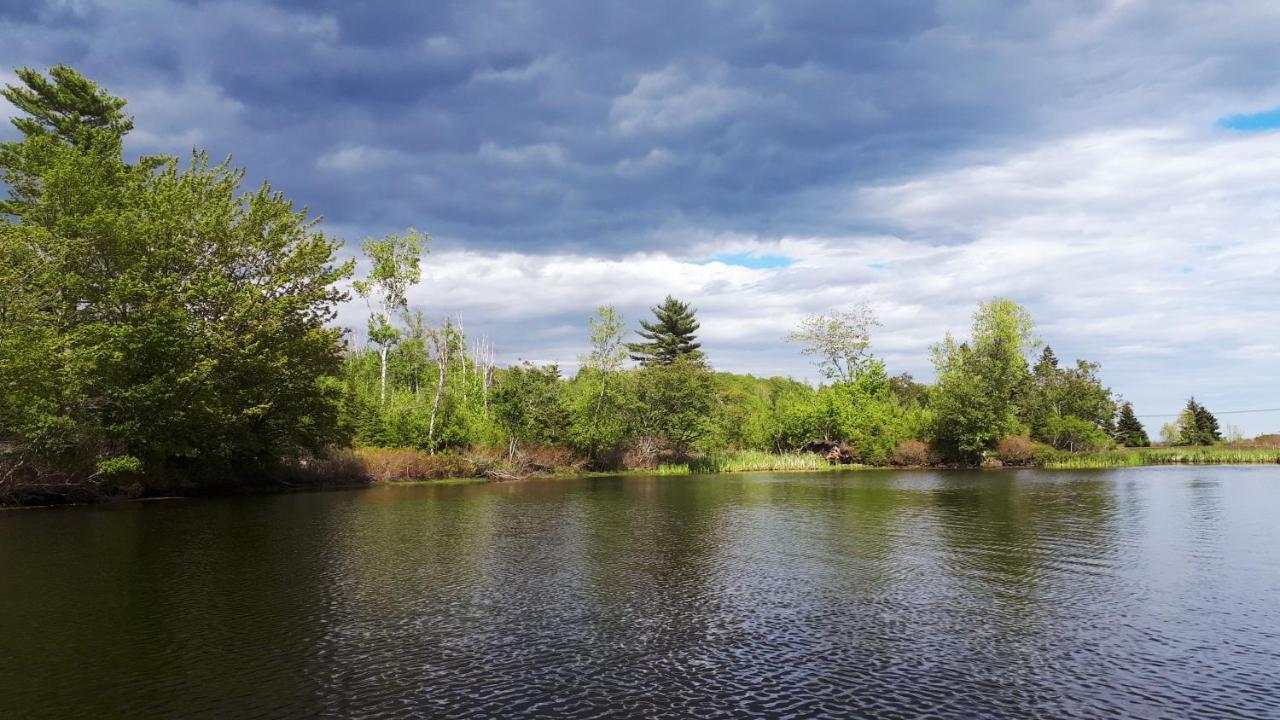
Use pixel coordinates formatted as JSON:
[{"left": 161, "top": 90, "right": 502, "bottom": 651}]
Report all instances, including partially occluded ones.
[{"left": 0, "top": 0, "right": 1275, "bottom": 253}]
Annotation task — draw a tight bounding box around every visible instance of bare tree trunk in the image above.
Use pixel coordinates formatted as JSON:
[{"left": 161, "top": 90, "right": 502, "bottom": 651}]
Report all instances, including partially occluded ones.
[
  {"left": 428, "top": 330, "right": 449, "bottom": 454},
  {"left": 379, "top": 345, "right": 389, "bottom": 405}
]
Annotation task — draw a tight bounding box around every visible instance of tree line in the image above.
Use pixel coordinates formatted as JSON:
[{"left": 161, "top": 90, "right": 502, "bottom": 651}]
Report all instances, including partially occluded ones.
[{"left": 0, "top": 67, "right": 1231, "bottom": 499}]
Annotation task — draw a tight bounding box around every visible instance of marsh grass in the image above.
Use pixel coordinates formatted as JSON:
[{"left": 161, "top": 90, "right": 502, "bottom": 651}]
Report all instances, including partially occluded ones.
[
  {"left": 690, "top": 450, "right": 830, "bottom": 473},
  {"left": 1043, "top": 447, "right": 1280, "bottom": 469},
  {"left": 654, "top": 463, "right": 692, "bottom": 475}
]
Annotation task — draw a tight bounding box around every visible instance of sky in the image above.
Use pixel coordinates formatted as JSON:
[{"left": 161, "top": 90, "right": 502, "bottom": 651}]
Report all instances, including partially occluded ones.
[{"left": 2, "top": 0, "right": 1278, "bottom": 435}]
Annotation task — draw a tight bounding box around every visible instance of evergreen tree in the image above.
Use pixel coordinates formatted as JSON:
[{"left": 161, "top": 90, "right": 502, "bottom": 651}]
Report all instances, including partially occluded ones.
[
  {"left": 1180, "top": 397, "right": 1221, "bottom": 445},
  {"left": 0, "top": 65, "right": 140, "bottom": 217},
  {"left": 1034, "top": 346, "right": 1059, "bottom": 375},
  {"left": 1114, "top": 401, "right": 1150, "bottom": 447},
  {"left": 627, "top": 296, "right": 704, "bottom": 366}
]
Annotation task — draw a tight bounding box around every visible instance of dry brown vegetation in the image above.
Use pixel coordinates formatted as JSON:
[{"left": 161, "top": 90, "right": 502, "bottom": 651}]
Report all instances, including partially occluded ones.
[
  {"left": 891, "top": 440, "right": 936, "bottom": 466},
  {"left": 994, "top": 435, "right": 1039, "bottom": 466}
]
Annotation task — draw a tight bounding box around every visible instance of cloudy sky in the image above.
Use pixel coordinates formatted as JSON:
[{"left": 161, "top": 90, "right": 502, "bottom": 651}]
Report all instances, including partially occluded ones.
[{"left": 3, "top": 0, "right": 1278, "bottom": 434}]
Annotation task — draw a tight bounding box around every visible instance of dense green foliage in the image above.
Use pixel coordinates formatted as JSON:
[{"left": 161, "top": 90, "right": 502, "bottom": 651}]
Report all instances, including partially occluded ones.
[
  {"left": 930, "top": 300, "right": 1039, "bottom": 459},
  {"left": 333, "top": 291, "right": 1241, "bottom": 472},
  {"left": 0, "top": 66, "right": 352, "bottom": 491}
]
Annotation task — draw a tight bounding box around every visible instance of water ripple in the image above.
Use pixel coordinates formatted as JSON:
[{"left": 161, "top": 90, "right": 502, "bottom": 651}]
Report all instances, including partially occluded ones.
[{"left": 1, "top": 467, "right": 1279, "bottom": 718}]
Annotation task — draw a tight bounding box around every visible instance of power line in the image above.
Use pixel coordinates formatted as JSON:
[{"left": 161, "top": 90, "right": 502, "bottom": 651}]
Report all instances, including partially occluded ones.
[{"left": 1135, "top": 407, "right": 1280, "bottom": 418}]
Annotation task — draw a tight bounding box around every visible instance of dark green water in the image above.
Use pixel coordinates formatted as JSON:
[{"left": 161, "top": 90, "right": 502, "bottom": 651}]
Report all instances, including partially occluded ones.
[{"left": 2, "top": 467, "right": 1279, "bottom": 719}]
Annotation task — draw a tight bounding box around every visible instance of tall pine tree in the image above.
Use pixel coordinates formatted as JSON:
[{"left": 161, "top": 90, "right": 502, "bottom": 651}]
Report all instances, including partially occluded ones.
[
  {"left": 0, "top": 65, "right": 139, "bottom": 217},
  {"left": 627, "top": 296, "right": 704, "bottom": 366},
  {"left": 1114, "top": 401, "right": 1150, "bottom": 447}
]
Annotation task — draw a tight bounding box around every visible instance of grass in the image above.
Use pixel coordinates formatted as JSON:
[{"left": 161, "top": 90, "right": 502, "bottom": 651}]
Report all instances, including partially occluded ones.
[
  {"left": 643, "top": 451, "right": 841, "bottom": 476},
  {"left": 690, "top": 449, "right": 830, "bottom": 473},
  {"left": 1041, "top": 446, "right": 1280, "bottom": 469},
  {"left": 654, "top": 463, "right": 692, "bottom": 475}
]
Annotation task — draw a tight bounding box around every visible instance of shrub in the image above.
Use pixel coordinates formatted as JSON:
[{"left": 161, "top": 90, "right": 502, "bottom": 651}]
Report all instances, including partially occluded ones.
[
  {"left": 891, "top": 440, "right": 934, "bottom": 466},
  {"left": 94, "top": 455, "right": 142, "bottom": 478},
  {"left": 356, "top": 447, "right": 476, "bottom": 482},
  {"left": 995, "top": 435, "right": 1036, "bottom": 465}
]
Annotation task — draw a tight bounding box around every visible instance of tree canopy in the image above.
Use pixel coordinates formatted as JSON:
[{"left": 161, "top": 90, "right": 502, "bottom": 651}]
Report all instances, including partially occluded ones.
[
  {"left": 930, "top": 299, "right": 1039, "bottom": 459},
  {"left": 0, "top": 66, "right": 353, "bottom": 489}
]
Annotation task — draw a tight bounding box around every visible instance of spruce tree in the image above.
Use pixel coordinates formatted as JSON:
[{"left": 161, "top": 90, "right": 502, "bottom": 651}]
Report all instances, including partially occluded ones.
[
  {"left": 627, "top": 296, "right": 704, "bottom": 366},
  {"left": 1179, "top": 397, "right": 1222, "bottom": 445},
  {"left": 1192, "top": 398, "right": 1221, "bottom": 445},
  {"left": 1114, "top": 401, "right": 1150, "bottom": 447}
]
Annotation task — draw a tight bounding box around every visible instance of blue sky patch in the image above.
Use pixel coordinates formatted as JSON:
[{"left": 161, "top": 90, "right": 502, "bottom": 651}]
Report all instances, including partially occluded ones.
[
  {"left": 1218, "top": 107, "right": 1280, "bottom": 131},
  {"left": 694, "top": 252, "right": 794, "bottom": 269}
]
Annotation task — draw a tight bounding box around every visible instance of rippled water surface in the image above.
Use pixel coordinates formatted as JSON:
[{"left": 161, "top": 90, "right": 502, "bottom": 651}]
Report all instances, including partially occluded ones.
[{"left": 3, "top": 467, "right": 1280, "bottom": 718}]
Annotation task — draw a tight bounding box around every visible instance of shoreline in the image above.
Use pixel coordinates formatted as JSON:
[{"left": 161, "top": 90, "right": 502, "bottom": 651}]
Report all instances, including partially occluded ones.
[{"left": 4, "top": 451, "right": 1278, "bottom": 510}]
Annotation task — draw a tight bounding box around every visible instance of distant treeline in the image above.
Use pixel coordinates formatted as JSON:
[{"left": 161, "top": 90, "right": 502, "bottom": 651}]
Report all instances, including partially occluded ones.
[{"left": 0, "top": 67, "right": 1250, "bottom": 504}]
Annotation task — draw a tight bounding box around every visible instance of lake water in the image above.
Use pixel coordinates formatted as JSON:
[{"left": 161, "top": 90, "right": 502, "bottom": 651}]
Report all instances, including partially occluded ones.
[{"left": 2, "top": 467, "right": 1279, "bottom": 718}]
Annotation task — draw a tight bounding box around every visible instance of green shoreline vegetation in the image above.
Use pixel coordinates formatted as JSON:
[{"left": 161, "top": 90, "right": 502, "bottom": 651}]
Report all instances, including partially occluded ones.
[{"left": 2, "top": 67, "right": 1277, "bottom": 506}]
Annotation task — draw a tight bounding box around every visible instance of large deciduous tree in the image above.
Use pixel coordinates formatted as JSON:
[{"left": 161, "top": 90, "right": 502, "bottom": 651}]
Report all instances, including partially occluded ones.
[
  {"left": 930, "top": 298, "right": 1039, "bottom": 460},
  {"left": 622, "top": 357, "right": 718, "bottom": 457},
  {"left": 0, "top": 66, "right": 353, "bottom": 488},
  {"left": 492, "top": 363, "right": 570, "bottom": 459}
]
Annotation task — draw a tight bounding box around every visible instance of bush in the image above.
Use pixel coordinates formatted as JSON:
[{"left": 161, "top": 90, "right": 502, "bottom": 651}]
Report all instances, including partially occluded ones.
[
  {"left": 94, "top": 455, "right": 143, "bottom": 478},
  {"left": 356, "top": 447, "right": 476, "bottom": 482},
  {"left": 891, "top": 440, "right": 934, "bottom": 466},
  {"left": 995, "top": 435, "right": 1037, "bottom": 465}
]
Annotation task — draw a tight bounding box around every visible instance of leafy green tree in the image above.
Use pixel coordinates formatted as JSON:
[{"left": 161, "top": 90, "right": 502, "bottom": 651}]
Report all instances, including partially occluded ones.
[
  {"left": 710, "top": 374, "right": 821, "bottom": 452},
  {"left": 622, "top": 357, "right": 717, "bottom": 456},
  {"left": 786, "top": 304, "right": 879, "bottom": 383},
  {"left": 627, "top": 296, "right": 704, "bottom": 366},
  {"left": 569, "top": 306, "right": 630, "bottom": 461},
  {"left": 1041, "top": 415, "right": 1113, "bottom": 451},
  {"left": 491, "top": 363, "right": 570, "bottom": 458},
  {"left": 0, "top": 67, "right": 354, "bottom": 486},
  {"left": 1023, "top": 346, "right": 1116, "bottom": 448},
  {"left": 889, "top": 373, "right": 929, "bottom": 409},
  {"left": 818, "top": 360, "right": 932, "bottom": 464},
  {"left": 583, "top": 305, "right": 627, "bottom": 373},
  {"left": 931, "top": 299, "right": 1039, "bottom": 460},
  {"left": 1114, "top": 402, "right": 1150, "bottom": 447},
  {"left": 354, "top": 229, "right": 428, "bottom": 404},
  {"left": 0, "top": 223, "right": 67, "bottom": 455}
]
